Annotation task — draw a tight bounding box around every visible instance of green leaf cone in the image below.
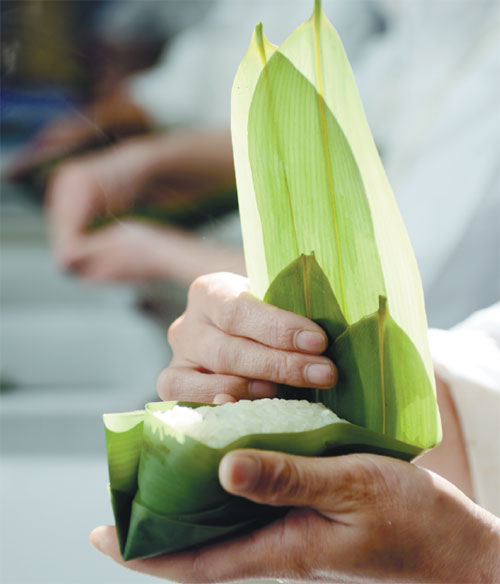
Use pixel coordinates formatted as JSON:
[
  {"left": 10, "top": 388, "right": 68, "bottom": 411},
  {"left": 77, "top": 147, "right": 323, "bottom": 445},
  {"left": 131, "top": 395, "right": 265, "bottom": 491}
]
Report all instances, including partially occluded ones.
[
  {"left": 105, "top": 402, "right": 421, "bottom": 560},
  {"left": 105, "top": 0, "right": 442, "bottom": 561}
]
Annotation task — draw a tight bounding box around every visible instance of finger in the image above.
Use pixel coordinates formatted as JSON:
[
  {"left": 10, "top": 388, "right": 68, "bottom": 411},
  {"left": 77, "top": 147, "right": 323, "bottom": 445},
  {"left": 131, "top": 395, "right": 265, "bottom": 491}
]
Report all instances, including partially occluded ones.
[
  {"left": 192, "top": 326, "right": 337, "bottom": 389},
  {"left": 157, "top": 365, "right": 277, "bottom": 402},
  {"left": 90, "top": 512, "right": 329, "bottom": 583},
  {"left": 57, "top": 225, "right": 128, "bottom": 279},
  {"left": 219, "top": 450, "right": 402, "bottom": 514},
  {"left": 55, "top": 233, "right": 106, "bottom": 275},
  {"left": 213, "top": 393, "right": 237, "bottom": 404},
  {"left": 190, "top": 275, "right": 328, "bottom": 354},
  {"left": 45, "top": 163, "right": 99, "bottom": 254}
]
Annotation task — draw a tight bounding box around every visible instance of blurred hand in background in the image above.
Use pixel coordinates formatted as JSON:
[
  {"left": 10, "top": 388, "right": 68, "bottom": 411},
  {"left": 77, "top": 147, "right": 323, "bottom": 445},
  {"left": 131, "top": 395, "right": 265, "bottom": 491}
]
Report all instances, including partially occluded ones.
[
  {"left": 8, "top": 91, "right": 151, "bottom": 182},
  {"left": 45, "top": 130, "right": 242, "bottom": 285}
]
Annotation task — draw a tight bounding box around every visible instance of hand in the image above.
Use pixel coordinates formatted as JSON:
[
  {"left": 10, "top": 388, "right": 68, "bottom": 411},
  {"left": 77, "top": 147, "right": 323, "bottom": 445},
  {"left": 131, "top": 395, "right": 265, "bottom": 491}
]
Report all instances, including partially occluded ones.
[
  {"left": 8, "top": 91, "right": 149, "bottom": 180},
  {"left": 158, "top": 272, "right": 337, "bottom": 404},
  {"left": 61, "top": 220, "right": 245, "bottom": 285},
  {"left": 45, "top": 138, "right": 155, "bottom": 264},
  {"left": 45, "top": 130, "right": 235, "bottom": 269},
  {"left": 61, "top": 220, "right": 179, "bottom": 282},
  {"left": 90, "top": 451, "right": 500, "bottom": 582}
]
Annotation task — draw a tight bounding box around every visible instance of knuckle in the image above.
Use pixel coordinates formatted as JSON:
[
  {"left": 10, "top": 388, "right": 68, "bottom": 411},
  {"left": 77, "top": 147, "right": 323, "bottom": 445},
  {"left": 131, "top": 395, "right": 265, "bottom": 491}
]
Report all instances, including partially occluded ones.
[
  {"left": 264, "top": 456, "right": 301, "bottom": 504},
  {"left": 210, "top": 337, "right": 230, "bottom": 372},
  {"left": 188, "top": 272, "right": 227, "bottom": 304},
  {"left": 167, "top": 315, "right": 184, "bottom": 348},
  {"left": 156, "top": 367, "right": 172, "bottom": 399},
  {"left": 266, "top": 314, "right": 295, "bottom": 348},
  {"left": 187, "top": 274, "right": 210, "bottom": 303},
  {"left": 269, "top": 352, "right": 302, "bottom": 385},
  {"left": 341, "top": 455, "right": 393, "bottom": 509},
  {"left": 216, "top": 375, "right": 244, "bottom": 397},
  {"left": 156, "top": 367, "right": 184, "bottom": 400},
  {"left": 215, "top": 294, "right": 244, "bottom": 334}
]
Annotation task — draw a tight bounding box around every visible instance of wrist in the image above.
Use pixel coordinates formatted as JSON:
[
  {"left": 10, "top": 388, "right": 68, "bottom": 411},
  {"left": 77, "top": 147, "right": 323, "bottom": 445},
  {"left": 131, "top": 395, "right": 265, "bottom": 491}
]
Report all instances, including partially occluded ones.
[
  {"left": 468, "top": 503, "right": 500, "bottom": 583},
  {"left": 427, "top": 479, "right": 500, "bottom": 583}
]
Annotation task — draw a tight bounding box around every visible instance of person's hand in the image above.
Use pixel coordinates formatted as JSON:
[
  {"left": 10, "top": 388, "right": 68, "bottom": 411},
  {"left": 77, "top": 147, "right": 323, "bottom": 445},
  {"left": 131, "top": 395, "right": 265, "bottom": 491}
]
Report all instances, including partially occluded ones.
[
  {"left": 62, "top": 220, "right": 245, "bottom": 285},
  {"left": 45, "top": 137, "right": 157, "bottom": 265},
  {"left": 45, "top": 131, "right": 235, "bottom": 271},
  {"left": 90, "top": 451, "right": 500, "bottom": 583},
  {"left": 61, "top": 220, "right": 180, "bottom": 282},
  {"left": 158, "top": 272, "right": 338, "bottom": 404},
  {"left": 7, "top": 92, "right": 149, "bottom": 180}
]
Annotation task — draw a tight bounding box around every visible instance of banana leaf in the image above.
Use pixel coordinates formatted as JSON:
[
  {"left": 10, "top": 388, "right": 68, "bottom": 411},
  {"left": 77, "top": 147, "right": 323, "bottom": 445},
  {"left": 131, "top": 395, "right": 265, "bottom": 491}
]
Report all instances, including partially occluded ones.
[
  {"left": 105, "top": 401, "right": 420, "bottom": 560},
  {"left": 231, "top": 0, "right": 441, "bottom": 450}
]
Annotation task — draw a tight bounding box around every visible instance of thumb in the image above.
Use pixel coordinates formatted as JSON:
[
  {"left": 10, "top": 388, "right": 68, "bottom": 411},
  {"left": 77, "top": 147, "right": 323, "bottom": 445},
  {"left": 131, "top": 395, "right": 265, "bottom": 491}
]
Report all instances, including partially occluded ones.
[
  {"left": 219, "top": 449, "right": 337, "bottom": 509},
  {"left": 219, "top": 450, "right": 407, "bottom": 513}
]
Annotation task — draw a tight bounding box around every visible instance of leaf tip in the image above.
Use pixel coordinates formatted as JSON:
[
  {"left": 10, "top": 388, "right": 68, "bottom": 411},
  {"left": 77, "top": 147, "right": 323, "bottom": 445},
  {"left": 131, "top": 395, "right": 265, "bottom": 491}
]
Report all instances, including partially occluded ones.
[
  {"left": 378, "top": 295, "right": 388, "bottom": 319},
  {"left": 253, "top": 22, "right": 267, "bottom": 66},
  {"left": 314, "top": 0, "right": 322, "bottom": 26}
]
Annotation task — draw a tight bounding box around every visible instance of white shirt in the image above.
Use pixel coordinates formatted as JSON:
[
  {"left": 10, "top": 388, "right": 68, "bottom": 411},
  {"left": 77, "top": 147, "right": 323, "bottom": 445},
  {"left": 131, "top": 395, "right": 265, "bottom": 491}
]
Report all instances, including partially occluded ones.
[{"left": 429, "top": 304, "right": 500, "bottom": 516}]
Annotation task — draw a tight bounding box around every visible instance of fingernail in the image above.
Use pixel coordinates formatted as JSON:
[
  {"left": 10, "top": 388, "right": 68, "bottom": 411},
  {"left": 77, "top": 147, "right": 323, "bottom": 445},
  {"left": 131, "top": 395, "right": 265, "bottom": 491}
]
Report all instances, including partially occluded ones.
[
  {"left": 220, "top": 454, "right": 261, "bottom": 493},
  {"left": 305, "top": 363, "right": 335, "bottom": 386},
  {"left": 295, "top": 330, "right": 326, "bottom": 352},
  {"left": 249, "top": 380, "right": 276, "bottom": 399},
  {"left": 213, "top": 393, "right": 235, "bottom": 405}
]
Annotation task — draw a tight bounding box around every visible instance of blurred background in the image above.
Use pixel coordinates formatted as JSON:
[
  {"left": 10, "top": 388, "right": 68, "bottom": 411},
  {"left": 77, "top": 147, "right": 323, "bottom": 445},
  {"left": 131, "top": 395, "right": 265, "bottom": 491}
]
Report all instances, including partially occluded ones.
[{"left": 1, "top": 1, "right": 498, "bottom": 582}]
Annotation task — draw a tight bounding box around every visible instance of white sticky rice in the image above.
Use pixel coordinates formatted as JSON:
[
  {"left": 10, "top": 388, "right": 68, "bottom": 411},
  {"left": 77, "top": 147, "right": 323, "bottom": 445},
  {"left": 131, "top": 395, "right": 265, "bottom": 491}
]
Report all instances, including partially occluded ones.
[{"left": 154, "top": 398, "right": 340, "bottom": 448}]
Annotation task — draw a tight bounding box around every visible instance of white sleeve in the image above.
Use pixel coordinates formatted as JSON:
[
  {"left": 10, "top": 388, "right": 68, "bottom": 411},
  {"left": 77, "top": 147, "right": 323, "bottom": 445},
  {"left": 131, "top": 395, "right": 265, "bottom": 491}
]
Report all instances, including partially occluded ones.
[{"left": 428, "top": 304, "right": 500, "bottom": 516}]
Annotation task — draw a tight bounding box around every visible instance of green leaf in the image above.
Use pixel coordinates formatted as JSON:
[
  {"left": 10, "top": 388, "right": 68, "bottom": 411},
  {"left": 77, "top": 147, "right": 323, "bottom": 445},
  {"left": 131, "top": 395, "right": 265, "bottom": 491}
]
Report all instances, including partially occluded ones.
[
  {"left": 264, "top": 253, "right": 347, "bottom": 342},
  {"left": 231, "top": 0, "right": 441, "bottom": 450},
  {"left": 264, "top": 253, "right": 346, "bottom": 401},
  {"left": 326, "top": 297, "right": 440, "bottom": 449},
  {"left": 231, "top": 23, "right": 277, "bottom": 299},
  {"left": 122, "top": 497, "right": 273, "bottom": 560},
  {"left": 103, "top": 411, "right": 144, "bottom": 553},
  {"left": 277, "top": 1, "right": 433, "bottom": 380},
  {"left": 104, "top": 411, "right": 144, "bottom": 495},
  {"left": 248, "top": 48, "right": 386, "bottom": 325},
  {"left": 105, "top": 401, "right": 421, "bottom": 559}
]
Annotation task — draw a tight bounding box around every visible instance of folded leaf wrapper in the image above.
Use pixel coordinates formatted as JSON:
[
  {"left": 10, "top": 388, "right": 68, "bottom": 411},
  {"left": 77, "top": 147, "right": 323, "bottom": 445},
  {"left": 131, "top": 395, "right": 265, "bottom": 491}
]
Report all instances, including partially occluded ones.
[
  {"left": 104, "top": 0, "right": 442, "bottom": 562},
  {"left": 105, "top": 401, "right": 421, "bottom": 560},
  {"left": 232, "top": 0, "right": 441, "bottom": 449}
]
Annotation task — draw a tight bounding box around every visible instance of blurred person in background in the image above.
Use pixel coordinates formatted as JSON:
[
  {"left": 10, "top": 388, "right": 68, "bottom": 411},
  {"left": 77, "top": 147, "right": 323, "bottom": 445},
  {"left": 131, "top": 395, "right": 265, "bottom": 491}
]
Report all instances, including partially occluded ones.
[{"left": 6, "top": 0, "right": 498, "bottom": 331}]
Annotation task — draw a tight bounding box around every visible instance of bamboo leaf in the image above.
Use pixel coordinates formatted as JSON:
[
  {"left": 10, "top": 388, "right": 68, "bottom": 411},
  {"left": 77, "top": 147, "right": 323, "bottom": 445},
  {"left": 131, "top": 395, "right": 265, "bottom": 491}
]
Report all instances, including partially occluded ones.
[
  {"left": 231, "top": 24, "right": 277, "bottom": 299},
  {"left": 247, "top": 48, "right": 386, "bottom": 324},
  {"left": 104, "top": 411, "right": 144, "bottom": 495},
  {"left": 103, "top": 411, "right": 144, "bottom": 552},
  {"left": 232, "top": 1, "right": 441, "bottom": 450},
  {"left": 325, "top": 297, "right": 440, "bottom": 448},
  {"left": 123, "top": 497, "right": 271, "bottom": 560},
  {"left": 105, "top": 401, "right": 421, "bottom": 559},
  {"left": 264, "top": 253, "right": 347, "bottom": 401},
  {"left": 105, "top": 402, "right": 420, "bottom": 560},
  {"left": 276, "top": 0, "right": 433, "bottom": 382},
  {"left": 264, "top": 253, "right": 347, "bottom": 341}
]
